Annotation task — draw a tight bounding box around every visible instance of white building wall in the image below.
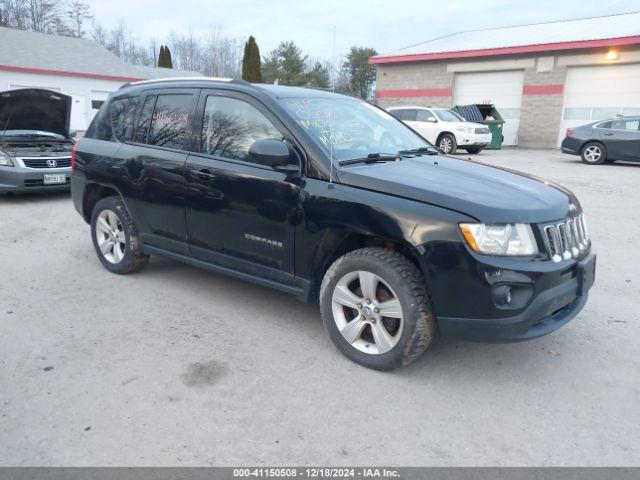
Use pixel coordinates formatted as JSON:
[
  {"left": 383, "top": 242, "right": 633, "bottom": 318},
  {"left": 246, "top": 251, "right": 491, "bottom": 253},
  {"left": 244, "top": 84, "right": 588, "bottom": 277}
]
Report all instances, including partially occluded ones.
[{"left": 0, "top": 70, "right": 128, "bottom": 132}]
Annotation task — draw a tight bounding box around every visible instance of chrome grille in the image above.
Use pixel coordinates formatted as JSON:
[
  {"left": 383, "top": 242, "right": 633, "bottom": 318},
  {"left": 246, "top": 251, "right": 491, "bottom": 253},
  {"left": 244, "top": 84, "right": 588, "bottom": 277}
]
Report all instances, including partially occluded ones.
[
  {"left": 20, "top": 157, "right": 72, "bottom": 169},
  {"left": 475, "top": 127, "right": 490, "bottom": 134},
  {"left": 544, "top": 214, "right": 589, "bottom": 262}
]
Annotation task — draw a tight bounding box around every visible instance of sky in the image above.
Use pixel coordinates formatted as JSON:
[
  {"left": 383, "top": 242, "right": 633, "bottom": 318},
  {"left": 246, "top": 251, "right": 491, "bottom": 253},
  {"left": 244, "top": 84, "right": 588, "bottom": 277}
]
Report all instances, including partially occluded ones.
[{"left": 85, "top": 0, "right": 640, "bottom": 59}]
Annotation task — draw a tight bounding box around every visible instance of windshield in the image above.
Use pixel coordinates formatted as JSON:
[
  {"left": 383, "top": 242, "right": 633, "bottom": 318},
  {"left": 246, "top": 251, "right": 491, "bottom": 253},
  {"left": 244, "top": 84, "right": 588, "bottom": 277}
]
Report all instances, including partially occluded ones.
[
  {"left": 0, "top": 129, "right": 64, "bottom": 139},
  {"left": 434, "top": 109, "right": 465, "bottom": 122},
  {"left": 280, "top": 97, "right": 432, "bottom": 162}
]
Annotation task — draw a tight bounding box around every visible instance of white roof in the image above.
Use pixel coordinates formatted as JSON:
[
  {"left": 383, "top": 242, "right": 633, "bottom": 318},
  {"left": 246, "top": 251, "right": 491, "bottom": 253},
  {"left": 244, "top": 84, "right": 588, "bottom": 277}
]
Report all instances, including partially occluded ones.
[
  {"left": 0, "top": 27, "right": 202, "bottom": 80},
  {"left": 374, "top": 11, "right": 640, "bottom": 61}
]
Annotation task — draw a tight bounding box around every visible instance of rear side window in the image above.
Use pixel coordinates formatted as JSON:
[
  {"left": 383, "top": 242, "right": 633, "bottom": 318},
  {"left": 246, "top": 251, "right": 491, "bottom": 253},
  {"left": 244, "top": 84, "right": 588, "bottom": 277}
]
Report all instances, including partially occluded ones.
[
  {"left": 610, "top": 119, "right": 640, "bottom": 131},
  {"left": 200, "top": 95, "right": 282, "bottom": 163},
  {"left": 110, "top": 97, "right": 138, "bottom": 142},
  {"left": 85, "top": 101, "right": 112, "bottom": 140},
  {"left": 398, "top": 109, "right": 417, "bottom": 121},
  {"left": 147, "top": 94, "right": 192, "bottom": 149}
]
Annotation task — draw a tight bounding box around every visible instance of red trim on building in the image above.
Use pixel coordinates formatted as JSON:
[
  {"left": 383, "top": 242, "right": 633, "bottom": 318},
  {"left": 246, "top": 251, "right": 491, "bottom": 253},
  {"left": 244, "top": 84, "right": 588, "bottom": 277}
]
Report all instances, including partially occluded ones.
[
  {"left": 0, "top": 64, "right": 144, "bottom": 82},
  {"left": 523, "top": 84, "right": 564, "bottom": 95},
  {"left": 376, "top": 87, "right": 452, "bottom": 98},
  {"left": 370, "top": 35, "right": 640, "bottom": 64}
]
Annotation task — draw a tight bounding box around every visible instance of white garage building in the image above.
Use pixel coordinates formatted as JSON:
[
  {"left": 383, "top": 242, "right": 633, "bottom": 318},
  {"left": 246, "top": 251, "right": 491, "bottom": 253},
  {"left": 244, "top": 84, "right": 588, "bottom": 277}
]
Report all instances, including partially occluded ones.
[
  {"left": 0, "top": 27, "right": 200, "bottom": 132},
  {"left": 371, "top": 12, "right": 640, "bottom": 148}
]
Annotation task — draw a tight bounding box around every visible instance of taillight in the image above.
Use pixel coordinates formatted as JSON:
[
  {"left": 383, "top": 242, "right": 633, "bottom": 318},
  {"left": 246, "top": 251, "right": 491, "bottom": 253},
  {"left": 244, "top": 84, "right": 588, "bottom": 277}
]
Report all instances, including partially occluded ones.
[
  {"left": 566, "top": 129, "right": 574, "bottom": 138},
  {"left": 71, "top": 143, "right": 77, "bottom": 170}
]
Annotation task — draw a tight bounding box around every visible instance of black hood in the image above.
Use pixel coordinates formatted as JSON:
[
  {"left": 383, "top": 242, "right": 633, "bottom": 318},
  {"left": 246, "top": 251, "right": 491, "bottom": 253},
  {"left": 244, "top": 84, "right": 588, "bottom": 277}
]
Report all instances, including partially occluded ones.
[
  {"left": 0, "top": 89, "right": 72, "bottom": 137},
  {"left": 337, "top": 155, "right": 577, "bottom": 224}
]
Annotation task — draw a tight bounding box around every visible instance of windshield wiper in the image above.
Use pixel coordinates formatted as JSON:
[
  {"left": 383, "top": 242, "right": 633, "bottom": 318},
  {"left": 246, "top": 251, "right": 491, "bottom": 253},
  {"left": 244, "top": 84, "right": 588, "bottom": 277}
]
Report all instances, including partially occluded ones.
[
  {"left": 338, "top": 153, "right": 402, "bottom": 166},
  {"left": 398, "top": 146, "right": 439, "bottom": 156}
]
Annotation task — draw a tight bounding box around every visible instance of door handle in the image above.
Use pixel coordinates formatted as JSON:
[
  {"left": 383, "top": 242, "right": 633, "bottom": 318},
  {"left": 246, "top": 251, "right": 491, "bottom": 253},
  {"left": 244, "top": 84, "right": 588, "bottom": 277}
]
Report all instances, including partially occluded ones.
[
  {"left": 604, "top": 132, "right": 614, "bottom": 136},
  {"left": 194, "top": 169, "right": 215, "bottom": 181}
]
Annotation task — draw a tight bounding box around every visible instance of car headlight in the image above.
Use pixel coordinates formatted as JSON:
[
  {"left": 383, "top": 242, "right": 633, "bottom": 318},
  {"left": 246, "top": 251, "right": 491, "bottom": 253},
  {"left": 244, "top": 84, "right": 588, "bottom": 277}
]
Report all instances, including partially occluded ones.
[
  {"left": 0, "top": 151, "right": 15, "bottom": 167},
  {"left": 457, "top": 127, "right": 473, "bottom": 134},
  {"left": 459, "top": 223, "right": 539, "bottom": 256}
]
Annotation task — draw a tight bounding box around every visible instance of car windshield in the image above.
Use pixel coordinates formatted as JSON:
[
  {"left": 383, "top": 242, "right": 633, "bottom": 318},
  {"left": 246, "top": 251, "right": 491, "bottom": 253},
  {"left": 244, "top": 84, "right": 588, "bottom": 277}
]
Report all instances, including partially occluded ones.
[
  {"left": 279, "top": 97, "right": 432, "bottom": 162},
  {"left": 434, "top": 109, "right": 465, "bottom": 122},
  {"left": 0, "top": 129, "right": 64, "bottom": 139}
]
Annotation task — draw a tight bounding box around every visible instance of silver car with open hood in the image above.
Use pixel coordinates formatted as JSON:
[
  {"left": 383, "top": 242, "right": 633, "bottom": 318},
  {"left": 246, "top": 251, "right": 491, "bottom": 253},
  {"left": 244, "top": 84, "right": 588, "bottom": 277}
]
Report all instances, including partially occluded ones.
[{"left": 0, "top": 89, "right": 75, "bottom": 193}]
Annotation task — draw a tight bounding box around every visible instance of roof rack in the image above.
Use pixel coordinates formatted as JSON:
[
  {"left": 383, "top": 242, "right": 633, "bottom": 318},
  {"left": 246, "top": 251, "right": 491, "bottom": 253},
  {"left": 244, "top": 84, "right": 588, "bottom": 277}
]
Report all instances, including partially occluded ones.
[{"left": 120, "top": 76, "right": 248, "bottom": 89}]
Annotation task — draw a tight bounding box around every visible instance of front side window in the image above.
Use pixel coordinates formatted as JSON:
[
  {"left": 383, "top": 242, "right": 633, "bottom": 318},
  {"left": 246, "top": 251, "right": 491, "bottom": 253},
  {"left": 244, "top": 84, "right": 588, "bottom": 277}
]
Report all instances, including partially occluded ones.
[
  {"left": 280, "top": 97, "right": 431, "bottom": 162},
  {"left": 416, "top": 110, "right": 436, "bottom": 122},
  {"left": 148, "top": 94, "right": 192, "bottom": 149},
  {"left": 201, "top": 96, "right": 282, "bottom": 163},
  {"left": 110, "top": 97, "right": 137, "bottom": 142}
]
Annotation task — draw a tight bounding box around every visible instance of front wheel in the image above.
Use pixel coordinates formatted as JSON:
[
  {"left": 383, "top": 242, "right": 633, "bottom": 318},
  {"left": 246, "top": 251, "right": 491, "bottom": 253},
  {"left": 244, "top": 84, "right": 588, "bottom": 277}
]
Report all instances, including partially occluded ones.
[
  {"left": 581, "top": 142, "right": 606, "bottom": 165},
  {"left": 319, "top": 248, "right": 436, "bottom": 370},
  {"left": 91, "top": 196, "right": 149, "bottom": 274},
  {"left": 438, "top": 134, "right": 457, "bottom": 154}
]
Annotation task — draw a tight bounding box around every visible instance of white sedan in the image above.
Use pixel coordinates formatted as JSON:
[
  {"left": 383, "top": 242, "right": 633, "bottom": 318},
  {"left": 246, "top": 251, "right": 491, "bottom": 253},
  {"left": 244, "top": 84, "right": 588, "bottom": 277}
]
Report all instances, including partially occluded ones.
[{"left": 387, "top": 106, "right": 492, "bottom": 154}]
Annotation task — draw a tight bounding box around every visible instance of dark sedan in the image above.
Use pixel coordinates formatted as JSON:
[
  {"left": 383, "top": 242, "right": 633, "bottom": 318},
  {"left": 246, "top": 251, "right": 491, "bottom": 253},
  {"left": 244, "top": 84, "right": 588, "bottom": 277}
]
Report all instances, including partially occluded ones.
[{"left": 561, "top": 116, "right": 640, "bottom": 165}]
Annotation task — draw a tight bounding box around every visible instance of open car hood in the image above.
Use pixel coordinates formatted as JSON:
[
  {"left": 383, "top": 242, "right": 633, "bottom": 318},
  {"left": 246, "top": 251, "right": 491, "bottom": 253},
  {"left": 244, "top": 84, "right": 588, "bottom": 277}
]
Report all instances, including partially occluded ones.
[{"left": 0, "top": 89, "right": 72, "bottom": 137}]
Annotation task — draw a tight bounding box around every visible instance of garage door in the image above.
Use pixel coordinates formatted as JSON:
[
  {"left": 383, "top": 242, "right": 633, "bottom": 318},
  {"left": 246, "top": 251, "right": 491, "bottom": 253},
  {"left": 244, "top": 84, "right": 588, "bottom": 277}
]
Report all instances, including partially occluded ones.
[
  {"left": 560, "top": 64, "right": 640, "bottom": 143},
  {"left": 454, "top": 70, "right": 524, "bottom": 145}
]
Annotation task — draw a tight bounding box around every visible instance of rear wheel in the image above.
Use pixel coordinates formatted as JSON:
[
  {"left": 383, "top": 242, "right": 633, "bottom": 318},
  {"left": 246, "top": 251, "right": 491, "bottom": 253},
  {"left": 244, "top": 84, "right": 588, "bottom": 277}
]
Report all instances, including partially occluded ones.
[
  {"left": 465, "top": 147, "right": 482, "bottom": 154},
  {"left": 320, "top": 248, "right": 436, "bottom": 370},
  {"left": 91, "top": 196, "right": 149, "bottom": 274},
  {"left": 581, "top": 142, "right": 606, "bottom": 165},
  {"left": 438, "top": 134, "right": 457, "bottom": 154}
]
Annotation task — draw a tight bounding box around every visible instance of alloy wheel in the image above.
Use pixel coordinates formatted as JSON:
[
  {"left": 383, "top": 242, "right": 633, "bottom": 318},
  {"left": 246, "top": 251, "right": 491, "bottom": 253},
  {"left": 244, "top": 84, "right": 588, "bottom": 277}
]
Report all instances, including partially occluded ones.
[
  {"left": 439, "top": 137, "right": 453, "bottom": 153},
  {"left": 583, "top": 145, "right": 602, "bottom": 163},
  {"left": 95, "top": 209, "right": 126, "bottom": 264},
  {"left": 331, "top": 270, "right": 404, "bottom": 355}
]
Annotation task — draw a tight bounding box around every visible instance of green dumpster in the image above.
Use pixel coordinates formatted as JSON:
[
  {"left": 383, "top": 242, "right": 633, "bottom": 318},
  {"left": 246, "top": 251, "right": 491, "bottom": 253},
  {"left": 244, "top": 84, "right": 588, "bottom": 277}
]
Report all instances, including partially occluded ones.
[{"left": 453, "top": 104, "right": 505, "bottom": 150}]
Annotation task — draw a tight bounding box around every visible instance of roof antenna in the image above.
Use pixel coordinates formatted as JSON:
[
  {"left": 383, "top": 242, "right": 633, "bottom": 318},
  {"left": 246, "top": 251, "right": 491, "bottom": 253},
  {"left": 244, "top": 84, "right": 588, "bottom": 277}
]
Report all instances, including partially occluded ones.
[
  {"left": 332, "top": 25, "right": 336, "bottom": 93},
  {"left": 329, "top": 136, "right": 335, "bottom": 186}
]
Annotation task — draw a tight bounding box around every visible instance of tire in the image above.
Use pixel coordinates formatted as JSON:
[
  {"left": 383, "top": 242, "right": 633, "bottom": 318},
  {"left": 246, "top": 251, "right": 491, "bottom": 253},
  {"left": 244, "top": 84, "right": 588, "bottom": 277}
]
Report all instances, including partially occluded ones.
[
  {"left": 437, "top": 134, "right": 457, "bottom": 154},
  {"left": 319, "top": 247, "right": 436, "bottom": 370},
  {"left": 465, "top": 147, "right": 482, "bottom": 154},
  {"left": 581, "top": 142, "right": 606, "bottom": 165},
  {"left": 90, "top": 196, "right": 149, "bottom": 274}
]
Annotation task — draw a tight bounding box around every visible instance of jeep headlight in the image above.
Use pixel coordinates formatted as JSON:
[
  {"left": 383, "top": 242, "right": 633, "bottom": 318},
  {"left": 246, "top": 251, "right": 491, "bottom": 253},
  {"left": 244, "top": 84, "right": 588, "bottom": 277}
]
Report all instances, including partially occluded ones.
[
  {"left": 459, "top": 223, "right": 538, "bottom": 255},
  {"left": 0, "top": 151, "right": 14, "bottom": 167},
  {"left": 457, "top": 126, "right": 473, "bottom": 134}
]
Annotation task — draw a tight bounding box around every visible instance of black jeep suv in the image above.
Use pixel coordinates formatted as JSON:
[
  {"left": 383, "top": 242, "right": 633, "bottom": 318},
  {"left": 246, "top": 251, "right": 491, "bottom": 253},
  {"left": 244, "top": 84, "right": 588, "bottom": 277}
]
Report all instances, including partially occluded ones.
[{"left": 71, "top": 78, "right": 595, "bottom": 370}]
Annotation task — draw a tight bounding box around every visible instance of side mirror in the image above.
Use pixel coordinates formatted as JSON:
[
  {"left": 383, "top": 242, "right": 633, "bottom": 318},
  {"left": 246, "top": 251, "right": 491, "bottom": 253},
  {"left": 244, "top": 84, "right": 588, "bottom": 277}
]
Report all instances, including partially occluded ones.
[
  {"left": 426, "top": 117, "right": 437, "bottom": 123},
  {"left": 249, "top": 138, "right": 291, "bottom": 167}
]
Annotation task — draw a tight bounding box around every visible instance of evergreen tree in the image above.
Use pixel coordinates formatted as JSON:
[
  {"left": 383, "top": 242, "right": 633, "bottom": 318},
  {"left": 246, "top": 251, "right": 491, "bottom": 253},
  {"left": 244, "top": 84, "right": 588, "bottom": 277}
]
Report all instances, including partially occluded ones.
[
  {"left": 306, "top": 61, "right": 330, "bottom": 89},
  {"left": 343, "top": 46, "right": 378, "bottom": 99},
  {"left": 242, "top": 36, "right": 262, "bottom": 83},
  {"left": 262, "top": 41, "right": 307, "bottom": 86},
  {"left": 165, "top": 45, "right": 173, "bottom": 69},
  {"left": 157, "top": 45, "right": 166, "bottom": 67},
  {"left": 158, "top": 45, "right": 174, "bottom": 69}
]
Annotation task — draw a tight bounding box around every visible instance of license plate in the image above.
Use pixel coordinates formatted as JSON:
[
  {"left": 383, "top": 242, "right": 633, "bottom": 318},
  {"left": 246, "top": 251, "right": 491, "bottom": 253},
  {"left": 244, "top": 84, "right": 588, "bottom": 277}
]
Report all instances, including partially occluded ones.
[
  {"left": 43, "top": 173, "right": 66, "bottom": 185},
  {"left": 577, "top": 254, "right": 596, "bottom": 296}
]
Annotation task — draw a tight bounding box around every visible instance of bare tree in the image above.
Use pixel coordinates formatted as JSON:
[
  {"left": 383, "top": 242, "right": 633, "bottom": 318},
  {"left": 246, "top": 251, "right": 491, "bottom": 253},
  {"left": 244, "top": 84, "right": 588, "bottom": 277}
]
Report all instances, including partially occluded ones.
[
  {"left": 169, "top": 32, "right": 203, "bottom": 72},
  {"left": 67, "top": 0, "right": 92, "bottom": 37},
  {"left": 25, "top": 0, "right": 59, "bottom": 33},
  {"left": 201, "top": 26, "right": 243, "bottom": 78},
  {"left": 0, "top": 0, "right": 29, "bottom": 29},
  {"left": 91, "top": 21, "right": 106, "bottom": 46}
]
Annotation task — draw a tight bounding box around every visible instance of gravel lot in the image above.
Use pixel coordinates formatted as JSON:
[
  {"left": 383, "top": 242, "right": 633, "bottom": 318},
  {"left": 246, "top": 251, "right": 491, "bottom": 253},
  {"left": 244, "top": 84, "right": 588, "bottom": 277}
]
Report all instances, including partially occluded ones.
[{"left": 1, "top": 148, "right": 639, "bottom": 467}]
